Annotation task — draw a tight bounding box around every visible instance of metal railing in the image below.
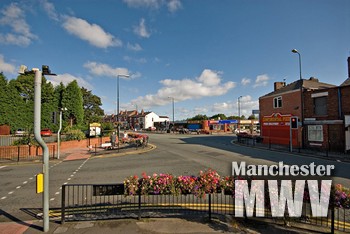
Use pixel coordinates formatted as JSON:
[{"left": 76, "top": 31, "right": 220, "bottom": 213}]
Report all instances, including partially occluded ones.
[
  {"left": 0, "top": 145, "right": 56, "bottom": 162},
  {"left": 235, "top": 135, "right": 349, "bottom": 159},
  {"left": 61, "top": 183, "right": 350, "bottom": 233}
]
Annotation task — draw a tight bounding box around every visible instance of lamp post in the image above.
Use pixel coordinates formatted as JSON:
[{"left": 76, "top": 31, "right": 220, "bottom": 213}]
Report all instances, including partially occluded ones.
[
  {"left": 116, "top": 74, "right": 129, "bottom": 149},
  {"left": 57, "top": 107, "right": 67, "bottom": 160},
  {"left": 292, "top": 49, "right": 303, "bottom": 148},
  {"left": 168, "top": 97, "right": 175, "bottom": 132},
  {"left": 238, "top": 96, "right": 242, "bottom": 133}
]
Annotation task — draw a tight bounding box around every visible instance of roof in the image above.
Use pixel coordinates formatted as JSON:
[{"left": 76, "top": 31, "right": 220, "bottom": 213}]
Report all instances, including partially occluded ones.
[
  {"left": 340, "top": 78, "right": 350, "bottom": 87},
  {"left": 260, "top": 78, "right": 336, "bottom": 98}
]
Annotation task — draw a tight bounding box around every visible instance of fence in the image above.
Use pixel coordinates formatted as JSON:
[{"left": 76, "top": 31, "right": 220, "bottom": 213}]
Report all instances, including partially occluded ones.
[
  {"left": 236, "top": 135, "right": 349, "bottom": 159},
  {"left": 61, "top": 183, "right": 350, "bottom": 233},
  {"left": 0, "top": 145, "right": 55, "bottom": 162}
]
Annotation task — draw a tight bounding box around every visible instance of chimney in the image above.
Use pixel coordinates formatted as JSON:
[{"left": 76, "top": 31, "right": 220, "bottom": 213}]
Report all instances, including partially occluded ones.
[
  {"left": 348, "top": 57, "right": 350, "bottom": 78},
  {"left": 308, "top": 77, "right": 319, "bottom": 82},
  {"left": 274, "top": 82, "right": 286, "bottom": 91}
]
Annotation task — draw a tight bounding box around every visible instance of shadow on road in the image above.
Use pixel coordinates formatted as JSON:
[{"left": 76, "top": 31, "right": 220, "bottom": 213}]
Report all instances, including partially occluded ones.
[{"left": 0, "top": 209, "right": 42, "bottom": 231}]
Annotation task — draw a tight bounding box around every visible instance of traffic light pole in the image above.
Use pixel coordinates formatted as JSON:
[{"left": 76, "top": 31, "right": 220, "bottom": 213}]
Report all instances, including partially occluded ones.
[
  {"left": 290, "top": 117, "right": 298, "bottom": 152},
  {"left": 290, "top": 122, "right": 293, "bottom": 152},
  {"left": 34, "top": 69, "right": 50, "bottom": 232}
]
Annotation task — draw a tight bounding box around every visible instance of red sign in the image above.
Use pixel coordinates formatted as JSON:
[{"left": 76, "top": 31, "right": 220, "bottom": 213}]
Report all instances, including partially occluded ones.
[{"left": 262, "top": 113, "right": 291, "bottom": 126}]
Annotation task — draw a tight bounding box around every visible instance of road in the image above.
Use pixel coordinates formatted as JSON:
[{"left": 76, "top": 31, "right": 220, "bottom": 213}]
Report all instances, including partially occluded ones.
[{"left": 1, "top": 133, "right": 349, "bottom": 222}]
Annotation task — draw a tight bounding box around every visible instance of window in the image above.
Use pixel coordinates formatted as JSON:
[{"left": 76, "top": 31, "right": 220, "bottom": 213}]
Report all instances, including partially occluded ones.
[
  {"left": 314, "top": 96, "right": 327, "bottom": 116},
  {"left": 273, "top": 96, "right": 282, "bottom": 108},
  {"left": 308, "top": 125, "right": 323, "bottom": 142}
]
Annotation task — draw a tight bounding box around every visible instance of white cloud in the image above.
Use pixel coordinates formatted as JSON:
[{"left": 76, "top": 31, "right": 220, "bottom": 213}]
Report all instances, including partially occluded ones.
[
  {"left": 123, "top": 0, "right": 162, "bottom": 9},
  {"left": 40, "top": 0, "right": 59, "bottom": 21},
  {"left": 131, "top": 69, "right": 236, "bottom": 108},
  {"left": 241, "top": 77, "right": 251, "bottom": 86},
  {"left": 84, "top": 61, "right": 136, "bottom": 79},
  {"left": 211, "top": 95, "right": 259, "bottom": 117},
  {"left": 127, "top": 42, "right": 142, "bottom": 51},
  {"left": 62, "top": 16, "right": 122, "bottom": 48},
  {"left": 253, "top": 74, "right": 269, "bottom": 88},
  {"left": 0, "top": 55, "right": 16, "bottom": 74},
  {"left": 212, "top": 102, "right": 231, "bottom": 113},
  {"left": 134, "top": 18, "right": 150, "bottom": 38},
  {"left": 167, "top": 0, "right": 182, "bottom": 12},
  {"left": 123, "top": 0, "right": 182, "bottom": 12},
  {"left": 0, "top": 3, "right": 38, "bottom": 46},
  {"left": 47, "top": 73, "right": 93, "bottom": 90}
]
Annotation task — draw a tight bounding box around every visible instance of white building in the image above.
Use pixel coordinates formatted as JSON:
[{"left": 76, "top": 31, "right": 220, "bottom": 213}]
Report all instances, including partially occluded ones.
[{"left": 138, "top": 111, "right": 169, "bottom": 129}]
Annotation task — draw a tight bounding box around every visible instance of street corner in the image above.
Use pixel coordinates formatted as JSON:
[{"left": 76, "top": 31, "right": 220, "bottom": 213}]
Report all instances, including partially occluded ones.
[{"left": 0, "top": 221, "right": 33, "bottom": 234}]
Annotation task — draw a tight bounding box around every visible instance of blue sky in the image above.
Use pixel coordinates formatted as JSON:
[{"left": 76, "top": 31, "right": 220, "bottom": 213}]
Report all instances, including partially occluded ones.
[{"left": 0, "top": 0, "right": 349, "bottom": 120}]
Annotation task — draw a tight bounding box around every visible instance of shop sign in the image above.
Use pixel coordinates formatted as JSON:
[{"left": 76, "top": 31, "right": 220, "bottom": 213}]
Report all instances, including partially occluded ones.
[{"left": 262, "top": 113, "right": 291, "bottom": 126}]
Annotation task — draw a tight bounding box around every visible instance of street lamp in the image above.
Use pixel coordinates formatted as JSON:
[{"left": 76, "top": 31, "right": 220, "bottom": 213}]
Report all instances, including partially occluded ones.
[
  {"left": 57, "top": 107, "right": 67, "bottom": 160},
  {"left": 292, "top": 49, "right": 304, "bottom": 148},
  {"left": 238, "top": 96, "right": 242, "bottom": 133},
  {"left": 116, "top": 74, "right": 129, "bottom": 150},
  {"left": 168, "top": 97, "right": 175, "bottom": 132}
]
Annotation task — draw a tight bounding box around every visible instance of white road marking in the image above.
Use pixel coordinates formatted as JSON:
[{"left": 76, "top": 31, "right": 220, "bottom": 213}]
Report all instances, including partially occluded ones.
[
  {"left": 0, "top": 166, "right": 7, "bottom": 169},
  {"left": 1, "top": 196, "right": 7, "bottom": 200},
  {"left": 23, "top": 181, "right": 28, "bottom": 184},
  {"left": 8, "top": 191, "right": 14, "bottom": 195},
  {"left": 55, "top": 192, "right": 60, "bottom": 195},
  {"left": 67, "top": 178, "right": 71, "bottom": 181},
  {"left": 29, "top": 177, "right": 33, "bottom": 180},
  {"left": 16, "top": 186, "right": 21, "bottom": 189},
  {"left": 50, "top": 198, "right": 55, "bottom": 201}
]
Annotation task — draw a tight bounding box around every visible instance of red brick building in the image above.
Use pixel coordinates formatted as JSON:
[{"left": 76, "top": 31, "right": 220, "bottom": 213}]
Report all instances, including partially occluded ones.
[
  {"left": 259, "top": 78, "right": 335, "bottom": 147},
  {"left": 303, "top": 78, "right": 350, "bottom": 152}
]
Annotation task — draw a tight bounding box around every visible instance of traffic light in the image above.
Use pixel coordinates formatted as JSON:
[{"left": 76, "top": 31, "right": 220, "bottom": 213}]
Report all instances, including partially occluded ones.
[{"left": 290, "top": 117, "right": 298, "bottom": 129}]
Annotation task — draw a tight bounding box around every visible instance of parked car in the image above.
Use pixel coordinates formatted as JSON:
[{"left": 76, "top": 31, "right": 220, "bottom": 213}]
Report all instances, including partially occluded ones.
[
  {"left": 179, "top": 128, "right": 189, "bottom": 134},
  {"left": 14, "top": 129, "right": 27, "bottom": 136},
  {"left": 234, "top": 128, "right": 247, "bottom": 134},
  {"left": 41, "top": 128, "right": 53, "bottom": 137}
]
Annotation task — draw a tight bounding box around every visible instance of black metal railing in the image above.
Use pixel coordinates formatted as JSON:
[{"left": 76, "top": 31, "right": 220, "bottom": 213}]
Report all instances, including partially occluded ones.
[
  {"left": 61, "top": 183, "right": 350, "bottom": 233},
  {"left": 0, "top": 145, "right": 56, "bottom": 162},
  {"left": 235, "top": 135, "right": 349, "bottom": 160}
]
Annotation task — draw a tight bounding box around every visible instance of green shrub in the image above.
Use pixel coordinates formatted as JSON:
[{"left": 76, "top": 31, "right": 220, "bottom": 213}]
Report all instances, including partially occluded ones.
[
  {"left": 65, "top": 127, "right": 85, "bottom": 141},
  {"left": 13, "top": 135, "right": 38, "bottom": 146}
]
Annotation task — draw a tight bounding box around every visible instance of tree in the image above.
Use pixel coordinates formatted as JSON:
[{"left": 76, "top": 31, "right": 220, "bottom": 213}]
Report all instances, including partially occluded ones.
[
  {"left": 0, "top": 73, "right": 11, "bottom": 126},
  {"left": 210, "top": 114, "right": 227, "bottom": 120},
  {"left": 54, "top": 82, "right": 65, "bottom": 109},
  {"left": 81, "top": 87, "right": 104, "bottom": 126},
  {"left": 187, "top": 114, "right": 208, "bottom": 121},
  {"left": 62, "top": 80, "right": 84, "bottom": 127},
  {"left": 248, "top": 114, "right": 256, "bottom": 120},
  {"left": 227, "top": 115, "right": 240, "bottom": 120}
]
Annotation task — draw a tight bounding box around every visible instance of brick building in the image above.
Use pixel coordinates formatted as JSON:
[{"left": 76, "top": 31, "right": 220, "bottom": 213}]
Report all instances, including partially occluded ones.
[
  {"left": 259, "top": 57, "right": 350, "bottom": 153},
  {"left": 103, "top": 110, "right": 169, "bottom": 130},
  {"left": 303, "top": 58, "right": 350, "bottom": 152},
  {"left": 303, "top": 84, "right": 350, "bottom": 152},
  {"left": 259, "top": 78, "right": 335, "bottom": 147}
]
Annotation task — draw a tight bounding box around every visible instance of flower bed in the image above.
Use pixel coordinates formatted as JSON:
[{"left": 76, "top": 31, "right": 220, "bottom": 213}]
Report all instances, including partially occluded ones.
[{"left": 124, "top": 169, "right": 350, "bottom": 209}]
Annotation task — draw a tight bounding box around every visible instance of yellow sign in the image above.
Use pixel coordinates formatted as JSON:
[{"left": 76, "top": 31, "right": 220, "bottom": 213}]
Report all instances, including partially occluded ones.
[
  {"left": 89, "top": 123, "right": 101, "bottom": 127},
  {"left": 36, "top": 173, "right": 43, "bottom": 194},
  {"left": 262, "top": 113, "right": 291, "bottom": 123}
]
